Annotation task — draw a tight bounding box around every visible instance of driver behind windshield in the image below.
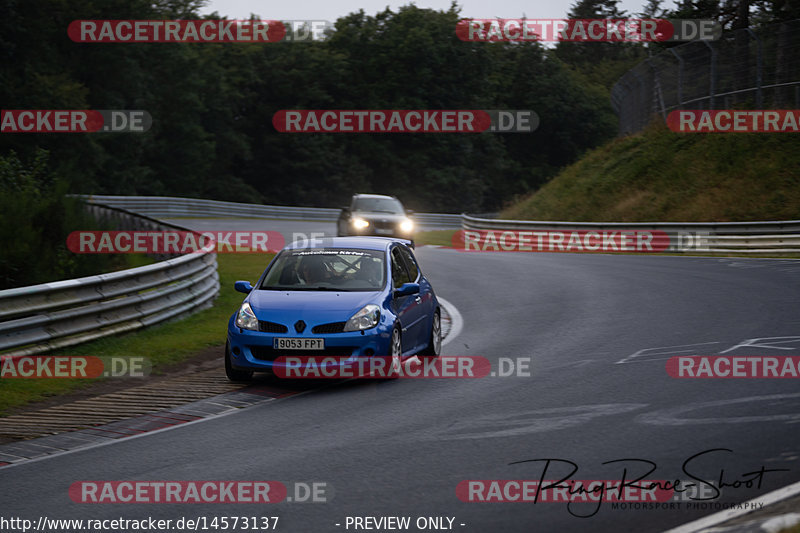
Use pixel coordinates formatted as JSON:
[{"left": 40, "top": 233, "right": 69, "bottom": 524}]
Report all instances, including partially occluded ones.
[{"left": 299, "top": 255, "right": 329, "bottom": 285}]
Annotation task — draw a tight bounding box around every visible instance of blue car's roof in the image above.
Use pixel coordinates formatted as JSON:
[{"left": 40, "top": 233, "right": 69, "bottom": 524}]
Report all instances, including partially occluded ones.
[{"left": 284, "top": 236, "right": 410, "bottom": 251}]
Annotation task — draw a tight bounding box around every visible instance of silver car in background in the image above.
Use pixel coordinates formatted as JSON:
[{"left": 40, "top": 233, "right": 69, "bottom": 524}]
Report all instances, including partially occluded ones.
[{"left": 337, "top": 194, "right": 415, "bottom": 243}]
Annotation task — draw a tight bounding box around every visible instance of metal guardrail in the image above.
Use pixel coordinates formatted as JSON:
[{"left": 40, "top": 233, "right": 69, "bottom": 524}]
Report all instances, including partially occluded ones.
[
  {"left": 460, "top": 214, "right": 800, "bottom": 254},
  {"left": 81, "top": 195, "right": 464, "bottom": 228},
  {"left": 8, "top": 195, "right": 792, "bottom": 359},
  {"left": 0, "top": 203, "right": 220, "bottom": 358}
]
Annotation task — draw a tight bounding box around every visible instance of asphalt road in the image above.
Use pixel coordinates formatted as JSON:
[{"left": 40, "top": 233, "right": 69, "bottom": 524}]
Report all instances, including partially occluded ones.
[{"left": 2, "top": 224, "right": 800, "bottom": 533}]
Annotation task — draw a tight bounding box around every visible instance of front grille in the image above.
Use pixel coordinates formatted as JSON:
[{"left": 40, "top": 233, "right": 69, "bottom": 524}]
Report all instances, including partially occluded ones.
[
  {"left": 258, "top": 321, "right": 288, "bottom": 333},
  {"left": 250, "top": 346, "right": 358, "bottom": 361},
  {"left": 311, "top": 322, "right": 347, "bottom": 334},
  {"left": 372, "top": 220, "right": 395, "bottom": 230}
]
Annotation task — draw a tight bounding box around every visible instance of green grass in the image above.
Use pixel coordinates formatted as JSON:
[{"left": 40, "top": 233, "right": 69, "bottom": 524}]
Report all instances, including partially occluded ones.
[
  {"left": 117, "top": 254, "right": 156, "bottom": 270},
  {"left": 416, "top": 230, "right": 457, "bottom": 247},
  {"left": 501, "top": 123, "right": 800, "bottom": 222},
  {"left": 0, "top": 253, "right": 273, "bottom": 415}
]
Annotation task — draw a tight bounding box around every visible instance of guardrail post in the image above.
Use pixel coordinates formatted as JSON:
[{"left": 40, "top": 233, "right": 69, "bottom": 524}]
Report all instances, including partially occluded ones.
[
  {"left": 631, "top": 70, "right": 647, "bottom": 130},
  {"left": 669, "top": 48, "right": 684, "bottom": 109},
  {"left": 646, "top": 58, "right": 667, "bottom": 121},
  {"left": 746, "top": 28, "right": 763, "bottom": 108}
]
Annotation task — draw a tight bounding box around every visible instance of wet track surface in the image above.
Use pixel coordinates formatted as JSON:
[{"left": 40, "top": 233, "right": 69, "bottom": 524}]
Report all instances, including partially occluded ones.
[{"left": 2, "top": 219, "right": 800, "bottom": 532}]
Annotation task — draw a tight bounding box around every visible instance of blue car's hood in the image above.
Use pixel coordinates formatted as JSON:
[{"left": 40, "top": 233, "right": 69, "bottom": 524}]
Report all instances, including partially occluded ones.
[{"left": 247, "top": 289, "right": 382, "bottom": 325}]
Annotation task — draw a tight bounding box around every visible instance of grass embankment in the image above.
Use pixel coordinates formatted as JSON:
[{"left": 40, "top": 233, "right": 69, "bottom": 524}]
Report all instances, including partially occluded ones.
[
  {"left": 501, "top": 124, "right": 800, "bottom": 222},
  {"left": 415, "top": 230, "right": 457, "bottom": 247},
  {"left": 0, "top": 253, "right": 273, "bottom": 415}
]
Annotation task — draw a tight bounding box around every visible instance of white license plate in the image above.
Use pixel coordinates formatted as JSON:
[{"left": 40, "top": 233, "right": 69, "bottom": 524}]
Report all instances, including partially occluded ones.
[
  {"left": 375, "top": 228, "right": 393, "bottom": 235},
  {"left": 274, "top": 338, "right": 324, "bottom": 350}
]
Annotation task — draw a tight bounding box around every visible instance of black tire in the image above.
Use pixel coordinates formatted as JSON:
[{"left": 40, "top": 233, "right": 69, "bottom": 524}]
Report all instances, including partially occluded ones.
[
  {"left": 225, "top": 341, "right": 253, "bottom": 382},
  {"left": 419, "top": 310, "right": 441, "bottom": 358}
]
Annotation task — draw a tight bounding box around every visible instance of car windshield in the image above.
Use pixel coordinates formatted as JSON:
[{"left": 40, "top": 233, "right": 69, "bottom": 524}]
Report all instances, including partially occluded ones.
[
  {"left": 259, "top": 248, "right": 386, "bottom": 291},
  {"left": 353, "top": 197, "right": 404, "bottom": 214}
]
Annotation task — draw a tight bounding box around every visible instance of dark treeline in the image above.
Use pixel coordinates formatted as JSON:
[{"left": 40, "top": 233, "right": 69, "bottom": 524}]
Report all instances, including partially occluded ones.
[
  {"left": 0, "top": 0, "right": 622, "bottom": 215},
  {"left": 1, "top": 0, "right": 794, "bottom": 287},
  {"left": 2, "top": 0, "right": 796, "bottom": 214}
]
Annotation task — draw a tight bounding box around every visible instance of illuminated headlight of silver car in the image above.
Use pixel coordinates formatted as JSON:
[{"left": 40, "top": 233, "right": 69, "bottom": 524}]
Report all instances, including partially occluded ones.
[
  {"left": 343, "top": 304, "right": 381, "bottom": 331},
  {"left": 235, "top": 302, "right": 259, "bottom": 331},
  {"left": 400, "top": 218, "right": 414, "bottom": 233},
  {"left": 352, "top": 217, "right": 370, "bottom": 229}
]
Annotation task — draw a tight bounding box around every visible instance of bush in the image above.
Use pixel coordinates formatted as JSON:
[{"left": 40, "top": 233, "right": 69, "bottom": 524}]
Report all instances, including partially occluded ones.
[{"left": 0, "top": 149, "right": 131, "bottom": 289}]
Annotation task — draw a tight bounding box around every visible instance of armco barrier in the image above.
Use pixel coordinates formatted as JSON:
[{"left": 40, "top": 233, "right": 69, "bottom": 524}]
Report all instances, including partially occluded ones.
[
  {"left": 460, "top": 214, "right": 800, "bottom": 254},
  {"left": 80, "top": 195, "right": 464, "bottom": 228},
  {"left": 0, "top": 203, "right": 220, "bottom": 359}
]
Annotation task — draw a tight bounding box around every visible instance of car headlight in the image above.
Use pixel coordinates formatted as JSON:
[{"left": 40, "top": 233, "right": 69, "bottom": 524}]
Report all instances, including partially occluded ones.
[
  {"left": 352, "top": 217, "right": 369, "bottom": 229},
  {"left": 400, "top": 219, "right": 414, "bottom": 233},
  {"left": 343, "top": 304, "right": 381, "bottom": 331},
  {"left": 235, "top": 302, "right": 259, "bottom": 331}
]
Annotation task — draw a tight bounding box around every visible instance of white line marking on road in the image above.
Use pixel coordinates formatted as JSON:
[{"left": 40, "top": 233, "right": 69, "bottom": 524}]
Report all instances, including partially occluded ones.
[
  {"left": 438, "top": 297, "right": 463, "bottom": 347},
  {"left": 663, "top": 479, "right": 800, "bottom": 533},
  {"left": 616, "top": 342, "right": 722, "bottom": 364},
  {"left": 762, "top": 513, "right": 800, "bottom": 533},
  {"left": 639, "top": 393, "right": 800, "bottom": 426},
  {"left": 719, "top": 336, "right": 800, "bottom": 354}
]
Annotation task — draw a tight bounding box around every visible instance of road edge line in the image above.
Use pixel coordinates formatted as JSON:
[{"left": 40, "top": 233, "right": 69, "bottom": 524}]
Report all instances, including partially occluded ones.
[
  {"left": 438, "top": 297, "right": 462, "bottom": 346},
  {"left": 663, "top": 479, "right": 800, "bottom": 533}
]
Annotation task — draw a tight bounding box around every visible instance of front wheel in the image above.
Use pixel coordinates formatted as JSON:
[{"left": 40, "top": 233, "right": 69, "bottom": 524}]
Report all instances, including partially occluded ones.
[
  {"left": 378, "top": 326, "right": 403, "bottom": 379},
  {"left": 225, "top": 341, "right": 253, "bottom": 382},
  {"left": 419, "top": 310, "right": 441, "bottom": 358}
]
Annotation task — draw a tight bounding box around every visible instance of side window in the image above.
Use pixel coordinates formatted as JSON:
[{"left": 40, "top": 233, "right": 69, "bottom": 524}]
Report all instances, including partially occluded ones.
[
  {"left": 397, "top": 246, "right": 419, "bottom": 281},
  {"left": 391, "top": 247, "right": 412, "bottom": 289}
]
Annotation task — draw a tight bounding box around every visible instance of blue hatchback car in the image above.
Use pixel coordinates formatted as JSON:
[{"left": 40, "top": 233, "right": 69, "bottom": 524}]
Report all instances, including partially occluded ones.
[{"left": 225, "top": 237, "right": 441, "bottom": 380}]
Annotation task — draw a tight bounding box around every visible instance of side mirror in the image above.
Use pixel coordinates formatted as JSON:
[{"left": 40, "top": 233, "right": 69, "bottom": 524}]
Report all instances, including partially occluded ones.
[
  {"left": 394, "top": 282, "right": 420, "bottom": 297},
  {"left": 341, "top": 206, "right": 350, "bottom": 212},
  {"left": 405, "top": 209, "right": 414, "bottom": 216},
  {"left": 234, "top": 281, "right": 253, "bottom": 294}
]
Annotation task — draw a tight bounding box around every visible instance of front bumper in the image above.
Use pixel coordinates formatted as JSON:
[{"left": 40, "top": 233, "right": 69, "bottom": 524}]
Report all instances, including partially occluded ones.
[{"left": 227, "top": 315, "right": 394, "bottom": 373}]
